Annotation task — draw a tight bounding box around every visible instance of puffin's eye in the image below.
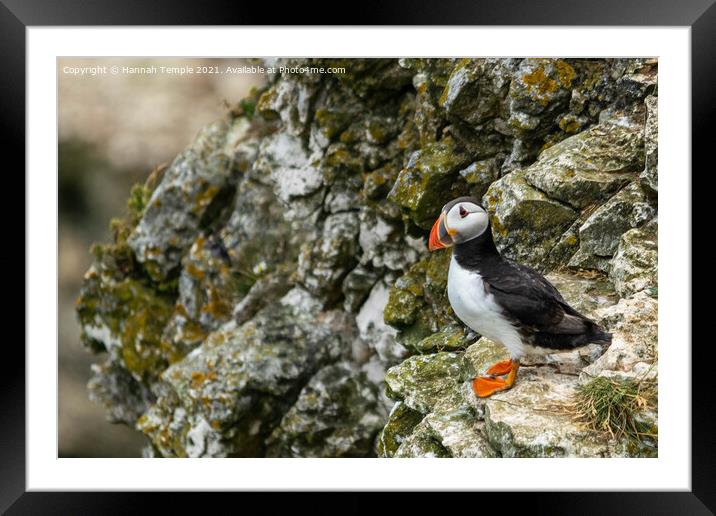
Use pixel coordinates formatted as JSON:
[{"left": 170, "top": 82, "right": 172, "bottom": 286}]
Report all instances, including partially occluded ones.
[{"left": 459, "top": 206, "right": 469, "bottom": 218}]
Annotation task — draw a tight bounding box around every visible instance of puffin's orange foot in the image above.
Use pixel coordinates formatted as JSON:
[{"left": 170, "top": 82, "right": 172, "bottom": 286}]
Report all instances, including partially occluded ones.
[
  {"left": 472, "top": 376, "right": 508, "bottom": 397},
  {"left": 472, "top": 360, "right": 520, "bottom": 398},
  {"left": 486, "top": 359, "right": 513, "bottom": 377}
]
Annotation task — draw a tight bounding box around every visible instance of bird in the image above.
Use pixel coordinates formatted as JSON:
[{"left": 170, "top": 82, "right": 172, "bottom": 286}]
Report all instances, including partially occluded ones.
[{"left": 428, "top": 196, "right": 612, "bottom": 398}]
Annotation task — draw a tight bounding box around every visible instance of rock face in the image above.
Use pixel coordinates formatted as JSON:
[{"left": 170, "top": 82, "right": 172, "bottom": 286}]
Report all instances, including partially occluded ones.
[
  {"left": 379, "top": 272, "right": 653, "bottom": 458},
  {"left": 609, "top": 222, "right": 658, "bottom": 298},
  {"left": 523, "top": 113, "right": 645, "bottom": 210},
  {"left": 483, "top": 171, "right": 577, "bottom": 269},
  {"left": 127, "top": 120, "right": 246, "bottom": 281},
  {"left": 78, "top": 58, "right": 658, "bottom": 458},
  {"left": 265, "top": 361, "right": 387, "bottom": 458}
]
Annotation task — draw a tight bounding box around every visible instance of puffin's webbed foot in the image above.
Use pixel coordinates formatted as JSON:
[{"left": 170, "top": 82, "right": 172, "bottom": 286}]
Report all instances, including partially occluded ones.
[
  {"left": 472, "top": 360, "right": 519, "bottom": 398},
  {"left": 486, "top": 359, "right": 513, "bottom": 377}
]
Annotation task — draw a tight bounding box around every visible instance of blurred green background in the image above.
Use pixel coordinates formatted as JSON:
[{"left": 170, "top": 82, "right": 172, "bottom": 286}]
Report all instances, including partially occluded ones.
[{"left": 58, "top": 58, "right": 265, "bottom": 457}]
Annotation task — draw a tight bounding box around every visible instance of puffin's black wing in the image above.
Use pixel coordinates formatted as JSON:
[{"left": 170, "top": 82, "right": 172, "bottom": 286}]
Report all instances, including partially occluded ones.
[{"left": 481, "top": 262, "right": 590, "bottom": 335}]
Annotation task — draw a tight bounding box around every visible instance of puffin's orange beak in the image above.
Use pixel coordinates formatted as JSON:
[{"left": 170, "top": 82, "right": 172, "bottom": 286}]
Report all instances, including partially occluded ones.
[{"left": 429, "top": 212, "right": 453, "bottom": 251}]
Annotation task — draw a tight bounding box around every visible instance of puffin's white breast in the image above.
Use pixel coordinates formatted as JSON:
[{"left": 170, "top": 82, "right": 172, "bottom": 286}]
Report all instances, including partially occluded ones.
[{"left": 447, "top": 255, "right": 526, "bottom": 359}]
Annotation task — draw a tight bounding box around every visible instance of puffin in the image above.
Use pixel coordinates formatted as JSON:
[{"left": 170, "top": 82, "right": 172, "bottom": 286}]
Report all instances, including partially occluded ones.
[{"left": 428, "top": 196, "right": 611, "bottom": 398}]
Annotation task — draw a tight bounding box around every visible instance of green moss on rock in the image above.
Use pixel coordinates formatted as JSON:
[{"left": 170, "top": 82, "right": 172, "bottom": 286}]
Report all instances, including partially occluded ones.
[
  {"left": 483, "top": 170, "right": 577, "bottom": 269},
  {"left": 314, "top": 107, "right": 354, "bottom": 142},
  {"left": 127, "top": 118, "right": 240, "bottom": 281},
  {"left": 393, "top": 419, "right": 452, "bottom": 457},
  {"left": 524, "top": 113, "right": 645, "bottom": 209},
  {"left": 377, "top": 401, "right": 425, "bottom": 457},
  {"left": 458, "top": 157, "right": 502, "bottom": 199},
  {"left": 322, "top": 58, "right": 413, "bottom": 101},
  {"left": 384, "top": 352, "right": 466, "bottom": 414},
  {"left": 266, "top": 362, "right": 387, "bottom": 458},
  {"left": 77, "top": 274, "right": 174, "bottom": 380},
  {"left": 439, "top": 59, "right": 511, "bottom": 127},
  {"left": 362, "top": 163, "right": 400, "bottom": 201},
  {"left": 383, "top": 250, "right": 456, "bottom": 348},
  {"left": 388, "top": 137, "right": 472, "bottom": 229},
  {"left": 383, "top": 288, "right": 422, "bottom": 328},
  {"left": 414, "top": 325, "right": 473, "bottom": 353}
]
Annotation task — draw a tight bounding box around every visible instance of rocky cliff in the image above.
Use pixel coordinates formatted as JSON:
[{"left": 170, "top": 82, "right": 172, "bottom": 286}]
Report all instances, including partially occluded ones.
[{"left": 77, "top": 58, "right": 658, "bottom": 458}]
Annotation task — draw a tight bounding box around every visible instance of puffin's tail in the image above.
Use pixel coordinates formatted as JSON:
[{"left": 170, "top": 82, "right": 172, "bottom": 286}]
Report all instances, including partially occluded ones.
[{"left": 589, "top": 327, "right": 612, "bottom": 347}]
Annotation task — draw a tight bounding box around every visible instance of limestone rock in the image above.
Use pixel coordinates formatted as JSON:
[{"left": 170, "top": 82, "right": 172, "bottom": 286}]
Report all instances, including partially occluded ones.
[
  {"left": 609, "top": 223, "right": 658, "bottom": 298},
  {"left": 138, "top": 287, "right": 351, "bottom": 457},
  {"left": 87, "top": 360, "right": 154, "bottom": 426},
  {"left": 509, "top": 58, "right": 575, "bottom": 120},
  {"left": 255, "top": 132, "right": 325, "bottom": 220},
  {"left": 325, "top": 58, "right": 414, "bottom": 100},
  {"left": 618, "top": 59, "right": 658, "bottom": 103},
  {"left": 458, "top": 157, "right": 502, "bottom": 200},
  {"left": 127, "top": 119, "right": 243, "bottom": 280},
  {"left": 160, "top": 234, "right": 244, "bottom": 362},
  {"left": 583, "top": 182, "right": 654, "bottom": 255},
  {"left": 256, "top": 70, "right": 320, "bottom": 136},
  {"left": 585, "top": 291, "right": 658, "bottom": 381},
  {"left": 356, "top": 281, "right": 404, "bottom": 364},
  {"left": 483, "top": 170, "right": 577, "bottom": 269},
  {"left": 440, "top": 58, "right": 514, "bottom": 127},
  {"left": 422, "top": 407, "right": 498, "bottom": 458},
  {"left": 357, "top": 207, "right": 422, "bottom": 273},
  {"left": 389, "top": 137, "right": 472, "bottom": 229},
  {"left": 232, "top": 265, "right": 294, "bottom": 325},
  {"left": 483, "top": 367, "right": 617, "bottom": 457},
  {"left": 544, "top": 219, "right": 582, "bottom": 270},
  {"left": 640, "top": 95, "right": 658, "bottom": 194},
  {"left": 393, "top": 419, "right": 451, "bottom": 458},
  {"left": 342, "top": 265, "right": 380, "bottom": 313},
  {"left": 381, "top": 341, "right": 500, "bottom": 458},
  {"left": 524, "top": 113, "right": 645, "bottom": 209},
  {"left": 77, "top": 269, "right": 175, "bottom": 382},
  {"left": 377, "top": 401, "right": 425, "bottom": 457},
  {"left": 568, "top": 182, "right": 656, "bottom": 271},
  {"left": 500, "top": 58, "right": 578, "bottom": 170},
  {"left": 413, "top": 325, "right": 475, "bottom": 354},
  {"left": 296, "top": 212, "right": 360, "bottom": 302},
  {"left": 220, "top": 175, "right": 297, "bottom": 278},
  {"left": 266, "top": 362, "right": 387, "bottom": 457},
  {"left": 383, "top": 250, "right": 456, "bottom": 348},
  {"left": 384, "top": 352, "right": 466, "bottom": 414},
  {"left": 398, "top": 58, "right": 456, "bottom": 146}
]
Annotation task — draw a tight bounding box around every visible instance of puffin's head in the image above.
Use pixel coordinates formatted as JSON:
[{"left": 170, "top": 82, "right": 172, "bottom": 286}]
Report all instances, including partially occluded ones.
[{"left": 428, "top": 196, "right": 489, "bottom": 251}]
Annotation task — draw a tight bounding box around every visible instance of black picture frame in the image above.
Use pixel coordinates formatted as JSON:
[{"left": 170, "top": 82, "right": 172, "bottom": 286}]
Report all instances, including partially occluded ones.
[{"left": 5, "top": 0, "right": 712, "bottom": 513}]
